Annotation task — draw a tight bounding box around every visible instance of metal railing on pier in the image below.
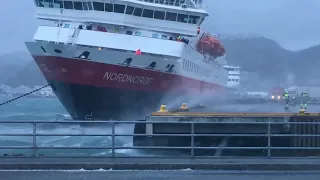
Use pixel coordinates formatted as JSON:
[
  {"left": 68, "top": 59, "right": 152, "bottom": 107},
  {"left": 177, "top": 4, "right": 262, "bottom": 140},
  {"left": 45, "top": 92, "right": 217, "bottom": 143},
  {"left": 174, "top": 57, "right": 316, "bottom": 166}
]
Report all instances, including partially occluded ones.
[{"left": 0, "top": 120, "right": 319, "bottom": 158}]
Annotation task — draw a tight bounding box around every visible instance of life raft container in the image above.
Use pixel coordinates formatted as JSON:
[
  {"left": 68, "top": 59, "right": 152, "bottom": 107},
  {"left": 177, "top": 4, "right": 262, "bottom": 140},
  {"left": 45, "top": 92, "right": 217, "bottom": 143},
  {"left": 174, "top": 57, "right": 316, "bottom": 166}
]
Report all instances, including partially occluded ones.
[{"left": 196, "top": 34, "right": 225, "bottom": 57}]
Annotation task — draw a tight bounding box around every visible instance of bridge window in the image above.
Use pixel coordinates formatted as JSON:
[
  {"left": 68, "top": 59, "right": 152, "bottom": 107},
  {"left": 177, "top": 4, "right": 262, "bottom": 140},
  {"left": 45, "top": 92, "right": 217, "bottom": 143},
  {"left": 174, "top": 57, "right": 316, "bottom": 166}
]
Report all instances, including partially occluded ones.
[
  {"left": 73, "top": 1, "right": 83, "bottom": 10},
  {"left": 125, "top": 6, "right": 134, "bottom": 14},
  {"left": 126, "top": 31, "right": 133, "bottom": 35},
  {"left": 83, "top": 1, "right": 92, "bottom": 10},
  {"left": 37, "top": 0, "right": 52, "bottom": 7},
  {"left": 105, "top": 3, "right": 113, "bottom": 12},
  {"left": 114, "top": 4, "right": 125, "bottom": 13},
  {"left": 63, "top": 1, "right": 73, "bottom": 9},
  {"left": 133, "top": 7, "right": 142, "bottom": 16},
  {"left": 189, "top": 15, "right": 200, "bottom": 24},
  {"left": 166, "top": 12, "right": 177, "bottom": 21},
  {"left": 53, "top": 0, "right": 63, "bottom": 8},
  {"left": 142, "top": 9, "right": 154, "bottom": 18},
  {"left": 152, "top": 33, "right": 158, "bottom": 38},
  {"left": 161, "top": 35, "right": 168, "bottom": 39},
  {"left": 177, "top": 14, "right": 188, "bottom": 23},
  {"left": 134, "top": 31, "right": 142, "bottom": 36},
  {"left": 93, "top": 2, "right": 104, "bottom": 11},
  {"left": 154, "top": 10, "right": 165, "bottom": 20}
]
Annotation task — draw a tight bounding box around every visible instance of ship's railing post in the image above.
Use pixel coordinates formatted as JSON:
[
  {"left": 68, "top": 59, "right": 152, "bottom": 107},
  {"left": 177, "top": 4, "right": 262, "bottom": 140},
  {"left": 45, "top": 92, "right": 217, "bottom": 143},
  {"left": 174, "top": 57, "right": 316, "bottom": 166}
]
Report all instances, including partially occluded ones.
[
  {"left": 32, "top": 122, "right": 37, "bottom": 157},
  {"left": 191, "top": 122, "right": 194, "bottom": 157},
  {"left": 111, "top": 121, "right": 115, "bottom": 158},
  {"left": 267, "top": 120, "right": 271, "bottom": 158}
]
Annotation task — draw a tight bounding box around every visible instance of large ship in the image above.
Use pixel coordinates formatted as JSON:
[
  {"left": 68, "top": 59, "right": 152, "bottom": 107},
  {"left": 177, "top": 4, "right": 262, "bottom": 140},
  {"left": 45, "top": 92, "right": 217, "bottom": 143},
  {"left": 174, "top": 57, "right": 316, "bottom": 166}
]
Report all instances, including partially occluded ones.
[{"left": 26, "top": 0, "right": 229, "bottom": 120}]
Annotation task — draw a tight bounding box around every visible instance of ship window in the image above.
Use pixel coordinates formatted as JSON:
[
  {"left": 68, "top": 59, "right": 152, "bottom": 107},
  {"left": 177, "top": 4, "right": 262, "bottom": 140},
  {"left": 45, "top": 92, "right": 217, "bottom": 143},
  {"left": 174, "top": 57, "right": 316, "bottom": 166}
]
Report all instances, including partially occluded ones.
[
  {"left": 93, "top": 2, "right": 104, "bottom": 11},
  {"left": 63, "top": 1, "right": 73, "bottom": 9},
  {"left": 105, "top": 3, "right": 113, "bottom": 12},
  {"left": 126, "top": 31, "right": 133, "bottom": 35},
  {"left": 87, "top": 1, "right": 92, "bottom": 10},
  {"left": 152, "top": 33, "right": 158, "bottom": 38},
  {"left": 83, "top": 2, "right": 92, "bottom": 10},
  {"left": 189, "top": 15, "right": 200, "bottom": 24},
  {"left": 73, "top": 1, "right": 83, "bottom": 10},
  {"left": 35, "top": 0, "right": 41, "bottom": 7},
  {"left": 42, "top": 0, "right": 53, "bottom": 8},
  {"left": 133, "top": 7, "right": 142, "bottom": 16},
  {"left": 134, "top": 31, "right": 142, "bottom": 36},
  {"left": 187, "top": 61, "right": 190, "bottom": 72},
  {"left": 53, "top": 0, "right": 63, "bottom": 8},
  {"left": 165, "top": 12, "right": 177, "bottom": 21},
  {"left": 161, "top": 35, "right": 168, "bottom": 39},
  {"left": 142, "top": 9, "right": 154, "bottom": 18},
  {"left": 177, "top": 14, "right": 188, "bottom": 23},
  {"left": 154, "top": 11, "right": 165, "bottom": 20},
  {"left": 125, "top": 6, "right": 134, "bottom": 15},
  {"left": 182, "top": 60, "right": 185, "bottom": 70},
  {"left": 83, "top": 2, "right": 88, "bottom": 10},
  {"left": 114, "top": 4, "right": 125, "bottom": 13}
]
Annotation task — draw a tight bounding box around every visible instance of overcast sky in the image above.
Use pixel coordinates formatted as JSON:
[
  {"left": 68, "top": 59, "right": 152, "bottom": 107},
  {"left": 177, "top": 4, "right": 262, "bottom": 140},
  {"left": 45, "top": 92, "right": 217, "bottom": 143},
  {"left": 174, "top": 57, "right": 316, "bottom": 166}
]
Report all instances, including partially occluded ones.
[{"left": 0, "top": 0, "right": 319, "bottom": 54}]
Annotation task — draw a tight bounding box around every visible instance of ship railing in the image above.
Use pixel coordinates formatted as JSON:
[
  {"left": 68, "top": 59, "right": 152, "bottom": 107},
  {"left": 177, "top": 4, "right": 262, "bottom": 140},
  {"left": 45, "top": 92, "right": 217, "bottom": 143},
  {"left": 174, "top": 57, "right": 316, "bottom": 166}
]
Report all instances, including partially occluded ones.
[
  {"left": 0, "top": 120, "right": 320, "bottom": 158},
  {"left": 39, "top": 25, "right": 180, "bottom": 59}
]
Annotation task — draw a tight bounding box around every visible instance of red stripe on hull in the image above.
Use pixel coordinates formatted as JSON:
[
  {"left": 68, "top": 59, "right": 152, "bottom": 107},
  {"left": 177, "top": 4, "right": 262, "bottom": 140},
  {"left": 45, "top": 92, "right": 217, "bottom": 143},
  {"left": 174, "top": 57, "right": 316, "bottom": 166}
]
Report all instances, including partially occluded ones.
[{"left": 33, "top": 56, "right": 225, "bottom": 95}]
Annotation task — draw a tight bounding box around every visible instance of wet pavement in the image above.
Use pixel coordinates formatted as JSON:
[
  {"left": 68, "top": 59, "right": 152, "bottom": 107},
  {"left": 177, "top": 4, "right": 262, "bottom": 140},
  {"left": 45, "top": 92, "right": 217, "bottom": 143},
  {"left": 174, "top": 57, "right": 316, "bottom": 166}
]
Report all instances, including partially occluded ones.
[{"left": 1, "top": 170, "right": 319, "bottom": 180}]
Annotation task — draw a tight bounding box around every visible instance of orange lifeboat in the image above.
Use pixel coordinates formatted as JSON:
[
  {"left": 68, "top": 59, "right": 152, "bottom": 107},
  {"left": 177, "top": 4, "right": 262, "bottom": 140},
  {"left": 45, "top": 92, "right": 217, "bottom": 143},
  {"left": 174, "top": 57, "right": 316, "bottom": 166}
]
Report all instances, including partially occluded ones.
[{"left": 196, "top": 34, "right": 225, "bottom": 58}]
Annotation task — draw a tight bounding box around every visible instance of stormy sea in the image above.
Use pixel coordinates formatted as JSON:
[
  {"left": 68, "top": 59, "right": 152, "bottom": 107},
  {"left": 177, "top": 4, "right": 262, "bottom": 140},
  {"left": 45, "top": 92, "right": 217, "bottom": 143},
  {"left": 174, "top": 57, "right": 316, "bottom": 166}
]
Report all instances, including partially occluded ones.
[{"left": 0, "top": 96, "right": 156, "bottom": 157}]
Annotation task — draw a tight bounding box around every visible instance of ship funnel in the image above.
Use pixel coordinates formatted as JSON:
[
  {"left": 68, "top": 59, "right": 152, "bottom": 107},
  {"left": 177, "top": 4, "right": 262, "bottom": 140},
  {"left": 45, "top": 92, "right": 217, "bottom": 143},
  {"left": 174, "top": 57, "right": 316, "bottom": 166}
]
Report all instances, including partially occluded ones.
[
  {"left": 158, "top": 105, "right": 168, "bottom": 112},
  {"left": 180, "top": 103, "right": 188, "bottom": 110}
]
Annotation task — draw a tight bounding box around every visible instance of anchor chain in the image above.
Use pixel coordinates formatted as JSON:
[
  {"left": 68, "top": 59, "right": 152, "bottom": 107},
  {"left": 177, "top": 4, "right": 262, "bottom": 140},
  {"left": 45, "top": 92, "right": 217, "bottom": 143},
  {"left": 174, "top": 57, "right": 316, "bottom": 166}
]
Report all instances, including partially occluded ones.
[{"left": 0, "top": 84, "right": 51, "bottom": 107}]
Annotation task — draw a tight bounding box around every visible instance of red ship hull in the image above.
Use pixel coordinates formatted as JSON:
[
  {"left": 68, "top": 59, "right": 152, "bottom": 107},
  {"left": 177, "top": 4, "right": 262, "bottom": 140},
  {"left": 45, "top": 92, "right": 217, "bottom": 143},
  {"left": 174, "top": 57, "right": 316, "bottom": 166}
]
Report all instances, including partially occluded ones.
[{"left": 33, "top": 56, "right": 225, "bottom": 120}]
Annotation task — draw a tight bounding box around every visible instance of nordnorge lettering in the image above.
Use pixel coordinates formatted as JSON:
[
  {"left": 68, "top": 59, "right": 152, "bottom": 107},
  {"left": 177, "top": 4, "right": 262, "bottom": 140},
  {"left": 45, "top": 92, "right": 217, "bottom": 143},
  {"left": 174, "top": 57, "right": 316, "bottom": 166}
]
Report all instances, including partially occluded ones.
[{"left": 103, "top": 72, "right": 154, "bottom": 86}]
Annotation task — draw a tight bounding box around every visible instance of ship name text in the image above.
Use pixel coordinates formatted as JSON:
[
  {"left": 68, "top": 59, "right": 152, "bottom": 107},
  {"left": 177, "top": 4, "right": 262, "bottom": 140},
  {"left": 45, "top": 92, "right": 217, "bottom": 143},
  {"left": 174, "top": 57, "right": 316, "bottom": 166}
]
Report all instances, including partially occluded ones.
[{"left": 103, "top": 72, "right": 154, "bottom": 86}]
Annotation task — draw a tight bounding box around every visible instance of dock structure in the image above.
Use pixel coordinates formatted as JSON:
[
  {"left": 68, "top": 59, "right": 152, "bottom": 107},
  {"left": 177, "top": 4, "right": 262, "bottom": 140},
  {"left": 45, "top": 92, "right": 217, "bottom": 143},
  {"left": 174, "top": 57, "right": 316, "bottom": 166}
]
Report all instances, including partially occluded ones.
[
  {"left": 0, "top": 107, "right": 319, "bottom": 170},
  {"left": 133, "top": 104, "right": 320, "bottom": 157}
]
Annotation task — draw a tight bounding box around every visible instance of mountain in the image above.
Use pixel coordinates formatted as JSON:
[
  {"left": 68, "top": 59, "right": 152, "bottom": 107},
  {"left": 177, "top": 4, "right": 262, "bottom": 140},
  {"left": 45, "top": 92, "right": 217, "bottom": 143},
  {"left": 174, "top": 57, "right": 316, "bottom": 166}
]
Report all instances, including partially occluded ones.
[
  {"left": 221, "top": 36, "right": 320, "bottom": 86},
  {"left": 0, "top": 52, "right": 32, "bottom": 85},
  {"left": 4, "top": 61, "right": 46, "bottom": 88},
  {"left": 0, "top": 52, "right": 46, "bottom": 87}
]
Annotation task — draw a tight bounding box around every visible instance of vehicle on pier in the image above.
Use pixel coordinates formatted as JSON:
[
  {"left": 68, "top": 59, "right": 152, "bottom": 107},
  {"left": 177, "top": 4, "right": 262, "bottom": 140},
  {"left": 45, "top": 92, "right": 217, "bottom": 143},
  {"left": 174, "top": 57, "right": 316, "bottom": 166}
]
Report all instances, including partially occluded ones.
[
  {"left": 26, "top": 0, "right": 230, "bottom": 120},
  {"left": 285, "top": 86, "right": 320, "bottom": 104},
  {"left": 269, "top": 87, "right": 285, "bottom": 103}
]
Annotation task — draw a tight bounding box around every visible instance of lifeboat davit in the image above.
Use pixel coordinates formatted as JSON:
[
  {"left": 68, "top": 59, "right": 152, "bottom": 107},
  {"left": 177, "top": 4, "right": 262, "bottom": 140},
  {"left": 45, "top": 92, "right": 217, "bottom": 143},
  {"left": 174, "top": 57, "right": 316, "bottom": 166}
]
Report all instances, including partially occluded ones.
[{"left": 196, "top": 34, "right": 225, "bottom": 58}]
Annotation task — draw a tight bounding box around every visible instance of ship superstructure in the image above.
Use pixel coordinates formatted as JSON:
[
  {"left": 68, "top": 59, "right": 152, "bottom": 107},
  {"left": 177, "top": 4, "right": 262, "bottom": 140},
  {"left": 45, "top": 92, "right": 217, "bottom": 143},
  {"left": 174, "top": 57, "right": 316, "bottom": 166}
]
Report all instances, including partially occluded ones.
[
  {"left": 26, "top": 0, "right": 229, "bottom": 120},
  {"left": 223, "top": 65, "right": 241, "bottom": 88}
]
